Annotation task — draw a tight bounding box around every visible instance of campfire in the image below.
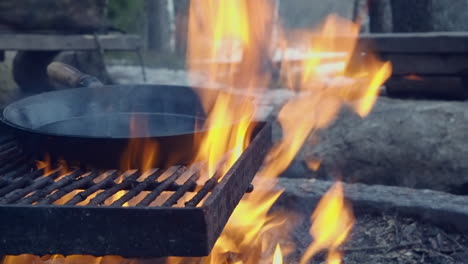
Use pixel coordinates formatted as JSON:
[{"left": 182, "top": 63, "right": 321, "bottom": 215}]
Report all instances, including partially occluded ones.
[{"left": 13, "top": 0, "right": 468, "bottom": 263}]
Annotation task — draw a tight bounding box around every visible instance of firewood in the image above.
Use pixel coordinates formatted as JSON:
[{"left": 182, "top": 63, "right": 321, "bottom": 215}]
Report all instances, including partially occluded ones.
[{"left": 293, "top": 97, "right": 468, "bottom": 194}]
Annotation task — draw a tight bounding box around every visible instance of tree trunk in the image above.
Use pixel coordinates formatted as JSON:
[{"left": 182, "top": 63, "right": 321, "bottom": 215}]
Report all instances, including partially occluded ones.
[
  {"left": 174, "top": 0, "right": 190, "bottom": 57},
  {"left": 145, "top": 0, "right": 172, "bottom": 52}
]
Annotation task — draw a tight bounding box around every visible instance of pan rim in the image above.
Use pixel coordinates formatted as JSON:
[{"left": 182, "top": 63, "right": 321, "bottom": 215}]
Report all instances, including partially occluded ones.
[{"left": 1, "top": 84, "right": 255, "bottom": 140}]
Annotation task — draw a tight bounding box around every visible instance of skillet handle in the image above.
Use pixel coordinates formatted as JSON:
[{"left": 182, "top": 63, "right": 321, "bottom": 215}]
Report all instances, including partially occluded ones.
[{"left": 47, "top": 62, "right": 103, "bottom": 88}]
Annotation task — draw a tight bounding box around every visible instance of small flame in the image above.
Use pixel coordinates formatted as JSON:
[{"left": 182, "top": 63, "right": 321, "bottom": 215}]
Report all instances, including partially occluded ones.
[
  {"left": 204, "top": 178, "right": 289, "bottom": 264},
  {"left": 120, "top": 115, "right": 159, "bottom": 171},
  {"left": 272, "top": 244, "right": 283, "bottom": 264},
  {"left": 300, "top": 182, "right": 354, "bottom": 264},
  {"left": 307, "top": 160, "right": 321, "bottom": 172},
  {"left": 36, "top": 154, "right": 51, "bottom": 174}
]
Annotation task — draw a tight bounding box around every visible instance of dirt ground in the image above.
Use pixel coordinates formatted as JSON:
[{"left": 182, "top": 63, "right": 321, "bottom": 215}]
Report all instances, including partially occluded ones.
[{"left": 287, "top": 213, "right": 468, "bottom": 264}]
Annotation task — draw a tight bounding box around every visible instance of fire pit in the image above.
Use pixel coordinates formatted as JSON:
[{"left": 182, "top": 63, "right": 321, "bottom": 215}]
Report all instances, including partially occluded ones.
[{"left": 5, "top": 0, "right": 468, "bottom": 263}]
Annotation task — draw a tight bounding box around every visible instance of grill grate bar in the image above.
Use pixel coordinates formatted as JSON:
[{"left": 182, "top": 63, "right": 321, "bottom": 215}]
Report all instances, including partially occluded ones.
[
  {"left": 65, "top": 171, "right": 119, "bottom": 205},
  {"left": 0, "top": 170, "right": 61, "bottom": 204},
  {"left": 162, "top": 170, "right": 200, "bottom": 207},
  {"left": 0, "top": 153, "right": 29, "bottom": 175},
  {"left": 0, "top": 121, "right": 272, "bottom": 257},
  {"left": 185, "top": 177, "right": 218, "bottom": 207},
  {"left": 0, "top": 144, "right": 19, "bottom": 160},
  {"left": 88, "top": 171, "right": 141, "bottom": 206},
  {"left": 38, "top": 171, "right": 100, "bottom": 205},
  {"left": 0, "top": 169, "right": 44, "bottom": 197},
  {"left": 111, "top": 169, "right": 163, "bottom": 207},
  {"left": 17, "top": 170, "right": 83, "bottom": 205},
  {"left": 0, "top": 178, "right": 8, "bottom": 189},
  {"left": 0, "top": 135, "right": 15, "bottom": 144},
  {"left": 137, "top": 166, "right": 185, "bottom": 207},
  {"left": 0, "top": 140, "right": 16, "bottom": 152},
  {"left": 2, "top": 163, "right": 33, "bottom": 180}
]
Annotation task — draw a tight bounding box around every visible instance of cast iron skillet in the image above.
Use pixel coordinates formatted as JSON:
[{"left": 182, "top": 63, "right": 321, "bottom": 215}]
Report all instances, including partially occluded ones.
[{"left": 1, "top": 63, "right": 252, "bottom": 169}]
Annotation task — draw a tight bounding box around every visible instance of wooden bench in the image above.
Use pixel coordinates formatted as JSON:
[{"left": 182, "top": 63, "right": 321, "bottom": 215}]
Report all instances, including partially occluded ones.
[
  {"left": 0, "top": 33, "right": 142, "bottom": 52},
  {"left": 0, "top": 33, "right": 144, "bottom": 92}
]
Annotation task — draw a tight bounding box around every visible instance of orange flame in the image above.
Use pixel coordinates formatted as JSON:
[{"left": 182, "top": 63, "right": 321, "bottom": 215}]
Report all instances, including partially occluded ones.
[
  {"left": 204, "top": 182, "right": 290, "bottom": 264},
  {"left": 120, "top": 115, "right": 159, "bottom": 172},
  {"left": 300, "top": 182, "right": 354, "bottom": 264},
  {"left": 188, "top": 0, "right": 274, "bottom": 180},
  {"left": 261, "top": 15, "right": 391, "bottom": 178},
  {"left": 35, "top": 154, "right": 51, "bottom": 174},
  {"left": 272, "top": 244, "right": 283, "bottom": 264}
]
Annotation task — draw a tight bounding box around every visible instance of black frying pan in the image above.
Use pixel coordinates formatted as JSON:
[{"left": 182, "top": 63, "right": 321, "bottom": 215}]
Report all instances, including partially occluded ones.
[{"left": 1, "top": 63, "right": 252, "bottom": 169}]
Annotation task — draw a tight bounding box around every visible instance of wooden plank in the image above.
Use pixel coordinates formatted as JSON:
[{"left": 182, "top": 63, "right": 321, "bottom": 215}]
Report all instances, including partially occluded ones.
[
  {"left": 0, "top": 34, "right": 142, "bottom": 51},
  {"left": 384, "top": 76, "right": 468, "bottom": 100},
  {"left": 359, "top": 32, "right": 468, "bottom": 53},
  {"left": 381, "top": 53, "right": 468, "bottom": 75}
]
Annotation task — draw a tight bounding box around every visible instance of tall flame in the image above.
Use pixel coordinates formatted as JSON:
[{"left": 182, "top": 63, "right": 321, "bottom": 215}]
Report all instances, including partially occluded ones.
[
  {"left": 261, "top": 15, "right": 391, "bottom": 178},
  {"left": 188, "top": 0, "right": 274, "bottom": 180}
]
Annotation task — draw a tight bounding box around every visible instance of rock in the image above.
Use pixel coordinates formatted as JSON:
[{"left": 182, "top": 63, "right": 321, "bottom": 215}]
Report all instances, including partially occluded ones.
[
  {"left": 0, "top": 0, "right": 108, "bottom": 32},
  {"left": 298, "top": 97, "right": 468, "bottom": 194}
]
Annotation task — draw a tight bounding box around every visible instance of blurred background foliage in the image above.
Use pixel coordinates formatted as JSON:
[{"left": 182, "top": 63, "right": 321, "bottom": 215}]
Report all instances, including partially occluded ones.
[
  {"left": 106, "top": 0, "right": 186, "bottom": 69},
  {"left": 107, "top": 0, "right": 145, "bottom": 34}
]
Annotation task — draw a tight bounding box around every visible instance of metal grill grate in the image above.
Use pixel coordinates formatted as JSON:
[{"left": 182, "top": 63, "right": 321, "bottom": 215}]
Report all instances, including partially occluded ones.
[{"left": 0, "top": 122, "right": 272, "bottom": 257}]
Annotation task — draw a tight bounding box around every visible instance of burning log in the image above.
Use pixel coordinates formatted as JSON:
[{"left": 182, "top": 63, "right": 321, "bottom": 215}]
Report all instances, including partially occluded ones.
[{"left": 298, "top": 97, "right": 468, "bottom": 194}]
